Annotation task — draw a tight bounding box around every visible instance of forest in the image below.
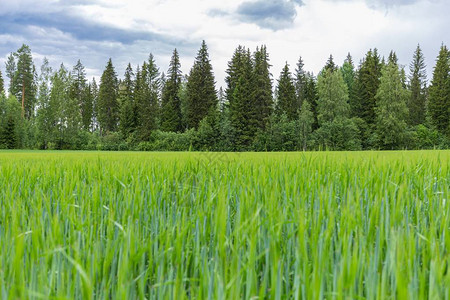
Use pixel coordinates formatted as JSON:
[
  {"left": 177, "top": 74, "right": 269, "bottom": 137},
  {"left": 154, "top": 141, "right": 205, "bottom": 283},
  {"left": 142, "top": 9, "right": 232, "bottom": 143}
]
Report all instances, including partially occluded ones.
[{"left": 0, "top": 41, "right": 449, "bottom": 151}]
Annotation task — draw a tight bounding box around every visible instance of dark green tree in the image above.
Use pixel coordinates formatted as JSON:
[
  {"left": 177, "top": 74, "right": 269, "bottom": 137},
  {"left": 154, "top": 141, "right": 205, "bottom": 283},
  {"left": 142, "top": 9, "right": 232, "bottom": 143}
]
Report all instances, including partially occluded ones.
[
  {"left": 276, "top": 63, "right": 297, "bottom": 120},
  {"left": 428, "top": 45, "right": 450, "bottom": 135},
  {"left": 119, "top": 63, "right": 136, "bottom": 138},
  {"left": 185, "top": 41, "right": 217, "bottom": 129},
  {"left": 161, "top": 49, "right": 183, "bottom": 132},
  {"left": 5, "top": 53, "right": 16, "bottom": 94},
  {"left": 252, "top": 45, "right": 273, "bottom": 130},
  {"left": 353, "top": 49, "right": 382, "bottom": 124},
  {"left": 70, "top": 60, "right": 92, "bottom": 131},
  {"left": 407, "top": 45, "right": 427, "bottom": 126},
  {"left": 0, "top": 70, "right": 4, "bottom": 95},
  {"left": 225, "top": 46, "right": 256, "bottom": 149},
  {"left": 341, "top": 53, "right": 356, "bottom": 115},
  {"left": 98, "top": 58, "right": 119, "bottom": 133},
  {"left": 298, "top": 100, "right": 314, "bottom": 151},
  {"left": 295, "top": 56, "right": 307, "bottom": 108}
]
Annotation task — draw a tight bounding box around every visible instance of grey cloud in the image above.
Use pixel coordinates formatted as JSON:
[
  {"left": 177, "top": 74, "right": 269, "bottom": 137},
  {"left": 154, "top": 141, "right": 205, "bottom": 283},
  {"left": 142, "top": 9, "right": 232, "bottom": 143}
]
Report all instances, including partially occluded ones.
[{"left": 236, "top": 0, "right": 304, "bottom": 30}]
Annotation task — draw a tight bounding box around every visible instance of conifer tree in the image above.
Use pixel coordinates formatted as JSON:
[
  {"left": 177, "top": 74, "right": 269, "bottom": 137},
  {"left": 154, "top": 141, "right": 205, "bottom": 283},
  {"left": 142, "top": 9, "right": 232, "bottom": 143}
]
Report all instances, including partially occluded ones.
[
  {"left": 295, "top": 56, "right": 307, "bottom": 108},
  {"left": 161, "top": 49, "right": 183, "bottom": 132},
  {"left": 0, "top": 70, "right": 4, "bottom": 95},
  {"left": 341, "top": 53, "right": 356, "bottom": 115},
  {"left": 428, "top": 45, "right": 450, "bottom": 135},
  {"left": 70, "top": 60, "right": 91, "bottom": 131},
  {"left": 98, "top": 58, "right": 119, "bottom": 133},
  {"left": 276, "top": 63, "right": 297, "bottom": 120},
  {"left": 11, "top": 44, "right": 37, "bottom": 119},
  {"left": 91, "top": 78, "right": 99, "bottom": 131},
  {"left": 252, "top": 45, "right": 273, "bottom": 130},
  {"left": 375, "top": 59, "right": 410, "bottom": 149},
  {"left": 186, "top": 41, "right": 217, "bottom": 129},
  {"left": 225, "top": 46, "right": 256, "bottom": 149},
  {"left": 119, "top": 63, "right": 136, "bottom": 138},
  {"left": 353, "top": 49, "right": 382, "bottom": 124},
  {"left": 408, "top": 45, "right": 427, "bottom": 126},
  {"left": 5, "top": 53, "right": 16, "bottom": 95}
]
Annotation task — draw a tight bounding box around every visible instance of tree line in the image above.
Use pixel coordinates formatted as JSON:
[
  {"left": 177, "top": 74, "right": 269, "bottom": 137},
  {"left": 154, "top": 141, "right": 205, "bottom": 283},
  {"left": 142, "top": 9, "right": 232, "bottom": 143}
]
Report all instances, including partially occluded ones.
[{"left": 0, "top": 42, "right": 449, "bottom": 151}]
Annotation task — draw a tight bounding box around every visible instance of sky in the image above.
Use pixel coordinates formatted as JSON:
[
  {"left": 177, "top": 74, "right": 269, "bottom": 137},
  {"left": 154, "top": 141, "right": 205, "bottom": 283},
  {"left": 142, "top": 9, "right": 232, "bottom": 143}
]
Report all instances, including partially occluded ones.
[{"left": 0, "top": 0, "right": 448, "bottom": 89}]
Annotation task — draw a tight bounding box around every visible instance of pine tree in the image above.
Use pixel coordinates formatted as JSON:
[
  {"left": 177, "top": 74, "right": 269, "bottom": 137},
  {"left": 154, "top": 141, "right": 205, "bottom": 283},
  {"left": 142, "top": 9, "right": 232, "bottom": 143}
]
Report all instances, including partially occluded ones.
[
  {"left": 408, "top": 45, "right": 427, "bottom": 126},
  {"left": 375, "top": 59, "right": 410, "bottom": 149},
  {"left": 276, "top": 63, "right": 297, "bottom": 120},
  {"left": 252, "top": 45, "right": 273, "bottom": 130},
  {"left": 119, "top": 63, "right": 136, "bottom": 138},
  {"left": 11, "top": 44, "right": 37, "bottom": 119},
  {"left": 428, "top": 45, "right": 450, "bottom": 135},
  {"left": 98, "top": 58, "right": 119, "bottom": 133},
  {"left": 160, "top": 49, "right": 183, "bottom": 132},
  {"left": 324, "top": 55, "right": 337, "bottom": 73},
  {"left": 185, "top": 41, "right": 217, "bottom": 129}
]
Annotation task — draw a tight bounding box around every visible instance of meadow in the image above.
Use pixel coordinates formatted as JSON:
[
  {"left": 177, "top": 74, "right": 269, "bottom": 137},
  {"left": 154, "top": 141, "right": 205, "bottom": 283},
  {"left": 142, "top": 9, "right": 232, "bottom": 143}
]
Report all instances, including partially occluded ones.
[{"left": 0, "top": 151, "right": 449, "bottom": 299}]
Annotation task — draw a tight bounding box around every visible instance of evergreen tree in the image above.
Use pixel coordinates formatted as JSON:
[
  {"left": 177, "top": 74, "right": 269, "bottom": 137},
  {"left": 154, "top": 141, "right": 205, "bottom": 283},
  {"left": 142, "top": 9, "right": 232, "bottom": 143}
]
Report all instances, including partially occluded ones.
[
  {"left": 276, "top": 63, "right": 297, "bottom": 120},
  {"left": 50, "top": 64, "right": 70, "bottom": 148},
  {"left": 341, "top": 53, "right": 356, "bottom": 115},
  {"left": 11, "top": 44, "right": 37, "bottom": 119},
  {"left": 70, "top": 60, "right": 91, "bottom": 131},
  {"left": 375, "top": 59, "right": 410, "bottom": 149},
  {"left": 408, "top": 45, "right": 427, "bottom": 126},
  {"left": 185, "top": 41, "right": 217, "bottom": 129},
  {"left": 353, "top": 49, "right": 382, "bottom": 124},
  {"left": 295, "top": 56, "right": 307, "bottom": 108},
  {"left": 225, "top": 46, "right": 256, "bottom": 149},
  {"left": 428, "top": 45, "right": 450, "bottom": 135},
  {"left": 135, "top": 57, "right": 160, "bottom": 140},
  {"left": 161, "top": 49, "right": 183, "bottom": 132},
  {"left": 252, "top": 45, "right": 273, "bottom": 130},
  {"left": 304, "top": 72, "right": 319, "bottom": 130},
  {"left": 324, "top": 54, "right": 337, "bottom": 73},
  {"left": 98, "top": 58, "right": 119, "bottom": 133},
  {"left": 119, "top": 63, "right": 136, "bottom": 138},
  {"left": 0, "top": 70, "right": 4, "bottom": 95},
  {"left": 5, "top": 53, "right": 16, "bottom": 94}
]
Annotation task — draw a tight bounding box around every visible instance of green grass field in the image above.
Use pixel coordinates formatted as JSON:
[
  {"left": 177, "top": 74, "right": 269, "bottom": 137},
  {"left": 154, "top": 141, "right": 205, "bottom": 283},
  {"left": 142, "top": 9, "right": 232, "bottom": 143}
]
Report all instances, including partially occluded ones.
[{"left": 0, "top": 151, "right": 449, "bottom": 299}]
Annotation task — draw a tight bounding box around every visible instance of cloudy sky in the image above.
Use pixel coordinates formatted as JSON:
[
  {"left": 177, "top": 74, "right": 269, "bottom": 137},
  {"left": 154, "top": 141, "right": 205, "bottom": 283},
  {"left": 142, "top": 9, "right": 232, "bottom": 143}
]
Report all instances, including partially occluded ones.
[{"left": 0, "top": 0, "right": 448, "bottom": 88}]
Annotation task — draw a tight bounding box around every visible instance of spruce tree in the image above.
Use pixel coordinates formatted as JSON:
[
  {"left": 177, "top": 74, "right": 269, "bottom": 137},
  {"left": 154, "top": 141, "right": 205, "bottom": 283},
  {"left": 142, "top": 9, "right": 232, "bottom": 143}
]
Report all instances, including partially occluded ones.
[
  {"left": 408, "top": 45, "right": 427, "bottom": 126},
  {"left": 428, "top": 45, "right": 450, "bottom": 135},
  {"left": 276, "top": 63, "right": 297, "bottom": 120},
  {"left": 353, "top": 49, "right": 382, "bottom": 124},
  {"left": 225, "top": 46, "right": 256, "bottom": 149},
  {"left": 119, "top": 63, "right": 136, "bottom": 138},
  {"left": 341, "top": 53, "right": 356, "bottom": 115},
  {"left": 161, "top": 49, "right": 183, "bottom": 132},
  {"left": 304, "top": 72, "right": 319, "bottom": 130},
  {"left": 70, "top": 60, "right": 91, "bottom": 131},
  {"left": 5, "top": 53, "right": 16, "bottom": 95},
  {"left": 295, "top": 56, "right": 307, "bottom": 108},
  {"left": 186, "top": 41, "right": 217, "bottom": 129},
  {"left": 98, "top": 58, "right": 119, "bottom": 133},
  {"left": 252, "top": 45, "right": 273, "bottom": 130},
  {"left": 375, "top": 59, "right": 410, "bottom": 149}
]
